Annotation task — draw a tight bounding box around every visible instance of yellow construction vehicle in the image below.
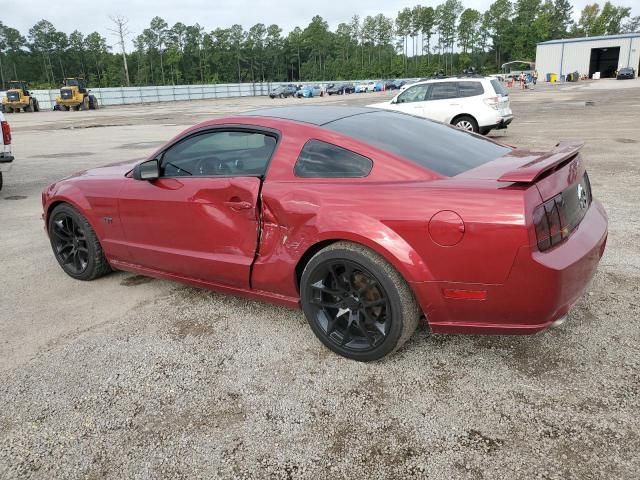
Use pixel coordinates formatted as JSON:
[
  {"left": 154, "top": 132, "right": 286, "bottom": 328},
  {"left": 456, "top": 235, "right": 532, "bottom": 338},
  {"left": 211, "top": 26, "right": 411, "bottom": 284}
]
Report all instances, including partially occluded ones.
[
  {"left": 54, "top": 78, "right": 99, "bottom": 111},
  {"left": 1, "top": 81, "right": 40, "bottom": 113}
]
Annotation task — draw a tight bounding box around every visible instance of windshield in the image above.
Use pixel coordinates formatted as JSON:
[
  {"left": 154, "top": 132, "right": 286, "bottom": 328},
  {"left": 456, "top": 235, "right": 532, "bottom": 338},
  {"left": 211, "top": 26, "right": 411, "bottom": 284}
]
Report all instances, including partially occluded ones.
[{"left": 324, "top": 111, "right": 511, "bottom": 177}]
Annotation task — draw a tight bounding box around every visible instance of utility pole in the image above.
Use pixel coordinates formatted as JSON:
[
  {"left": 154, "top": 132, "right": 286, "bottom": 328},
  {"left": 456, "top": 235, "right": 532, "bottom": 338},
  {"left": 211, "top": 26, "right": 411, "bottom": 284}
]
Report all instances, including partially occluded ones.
[{"left": 108, "top": 15, "right": 131, "bottom": 86}]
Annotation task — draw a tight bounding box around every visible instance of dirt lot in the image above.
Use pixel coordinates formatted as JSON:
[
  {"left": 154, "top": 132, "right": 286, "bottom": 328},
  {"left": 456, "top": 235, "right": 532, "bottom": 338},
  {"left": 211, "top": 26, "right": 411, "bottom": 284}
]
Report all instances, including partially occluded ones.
[{"left": 1, "top": 80, "right": 639, "bottom": 479}]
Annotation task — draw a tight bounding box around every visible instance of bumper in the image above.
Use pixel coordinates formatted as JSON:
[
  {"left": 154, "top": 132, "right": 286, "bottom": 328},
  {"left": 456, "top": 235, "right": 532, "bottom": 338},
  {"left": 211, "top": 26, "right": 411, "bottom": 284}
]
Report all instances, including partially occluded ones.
[
  {"left": 2, "top": 102, "right": 28, "bottom": 109},
  {"left": 413, "top": 200, "right": 608, "bottom": 335},
  {"left": 0, "top": 151, "right": 14, "bottom": 172},
  {"left": 56, "top": 99, "right": 81, "bottom": 106},
  {"left": 480, "top": 115, "right": 513, "bottom": 134}
]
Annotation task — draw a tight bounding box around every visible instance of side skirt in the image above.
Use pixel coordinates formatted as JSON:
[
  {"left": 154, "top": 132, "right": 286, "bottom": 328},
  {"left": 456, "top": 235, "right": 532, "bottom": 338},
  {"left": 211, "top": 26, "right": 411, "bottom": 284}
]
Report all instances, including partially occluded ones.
[{"left": 109, "top": 259, "right": 301, "bottom": 309}]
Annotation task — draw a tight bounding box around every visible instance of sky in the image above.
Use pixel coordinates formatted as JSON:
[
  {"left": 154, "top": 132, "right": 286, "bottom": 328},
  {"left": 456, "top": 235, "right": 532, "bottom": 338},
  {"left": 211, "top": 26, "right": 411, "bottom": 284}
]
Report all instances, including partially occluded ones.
[{"left": 4, "top": 0, "right": 639, "bottom": 48}]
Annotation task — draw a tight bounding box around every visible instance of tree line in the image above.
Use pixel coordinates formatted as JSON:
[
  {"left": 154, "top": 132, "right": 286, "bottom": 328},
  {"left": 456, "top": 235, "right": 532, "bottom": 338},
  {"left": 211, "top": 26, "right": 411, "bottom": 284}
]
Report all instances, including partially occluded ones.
[{"left": 0, "top": 0, "right": 638, "bottom": 89}]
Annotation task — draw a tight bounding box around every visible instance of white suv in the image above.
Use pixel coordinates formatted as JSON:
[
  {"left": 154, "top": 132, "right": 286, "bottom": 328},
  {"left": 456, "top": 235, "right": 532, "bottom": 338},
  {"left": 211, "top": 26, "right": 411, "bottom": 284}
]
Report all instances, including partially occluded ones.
[
  {"left": 0, "top": 110, "right": 13, "bottom": 191},
  {"left": 369, "top": 76, "right": 513, "bottom": 135}
]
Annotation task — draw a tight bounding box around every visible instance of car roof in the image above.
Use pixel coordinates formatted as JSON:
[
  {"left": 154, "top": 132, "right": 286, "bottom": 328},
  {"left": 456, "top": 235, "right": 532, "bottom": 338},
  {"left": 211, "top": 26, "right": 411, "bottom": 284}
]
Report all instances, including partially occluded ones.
[
  {"left": 242, "top": 106, "right": 376, "bottom": 126},
  {"left": 410, "top": 76, "right": 489, "bottom": 87}
]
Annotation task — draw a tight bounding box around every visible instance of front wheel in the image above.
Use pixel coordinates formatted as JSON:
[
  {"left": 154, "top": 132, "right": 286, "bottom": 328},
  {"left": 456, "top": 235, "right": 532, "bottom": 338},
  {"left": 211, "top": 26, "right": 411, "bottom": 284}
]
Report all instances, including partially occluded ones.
[
  {"left": 300, "top": 242, "right": 421, "bottom": 361},
  {"left": 452, "top": 115, "right": 479, "bottom": 133},
  {"left": 48, "top": 203, "right": 112, "bottom": 281}
]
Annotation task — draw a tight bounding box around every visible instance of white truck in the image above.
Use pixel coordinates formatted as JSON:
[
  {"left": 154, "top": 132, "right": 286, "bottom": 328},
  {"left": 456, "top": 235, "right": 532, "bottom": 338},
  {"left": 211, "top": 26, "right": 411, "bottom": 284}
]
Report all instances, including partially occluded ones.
[{"left": 0, "top": 110, "right": 14, "bottom": 190}]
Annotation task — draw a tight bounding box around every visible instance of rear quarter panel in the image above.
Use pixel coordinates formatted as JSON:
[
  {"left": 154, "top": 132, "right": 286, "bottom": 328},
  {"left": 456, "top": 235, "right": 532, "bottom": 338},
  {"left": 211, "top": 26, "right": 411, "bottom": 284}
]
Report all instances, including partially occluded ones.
[{"left": 244, "top": 117, "right": 534, "bottom": 297}]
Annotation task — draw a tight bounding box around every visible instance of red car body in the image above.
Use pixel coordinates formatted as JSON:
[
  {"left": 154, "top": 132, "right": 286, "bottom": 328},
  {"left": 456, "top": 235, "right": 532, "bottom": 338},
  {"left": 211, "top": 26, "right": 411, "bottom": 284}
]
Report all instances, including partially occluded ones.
[{"left": 42, "top": 107, "right": 607, "bottom": 335}]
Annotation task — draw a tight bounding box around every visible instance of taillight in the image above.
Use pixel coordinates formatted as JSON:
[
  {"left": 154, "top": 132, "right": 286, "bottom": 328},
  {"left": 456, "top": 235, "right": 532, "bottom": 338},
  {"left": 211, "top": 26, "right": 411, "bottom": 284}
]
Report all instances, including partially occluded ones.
[
  {"left": 1, "top": 120, "right": 10, "bottom": 145},
  {"left": 534, "top": 194, "right": 566, "bottom": 251},
  {"left": 533, "top": 172, "right": 592, "bottom": 252},
  {"left": 483, "top": 96, "right": 499, "bottom": 109}
]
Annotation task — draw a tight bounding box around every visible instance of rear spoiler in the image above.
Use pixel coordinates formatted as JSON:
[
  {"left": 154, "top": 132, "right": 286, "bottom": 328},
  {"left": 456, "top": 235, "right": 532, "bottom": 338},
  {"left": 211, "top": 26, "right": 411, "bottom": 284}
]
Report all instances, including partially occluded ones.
[{"left": 497, "top": 141, "right": 584, "bottom": 183}]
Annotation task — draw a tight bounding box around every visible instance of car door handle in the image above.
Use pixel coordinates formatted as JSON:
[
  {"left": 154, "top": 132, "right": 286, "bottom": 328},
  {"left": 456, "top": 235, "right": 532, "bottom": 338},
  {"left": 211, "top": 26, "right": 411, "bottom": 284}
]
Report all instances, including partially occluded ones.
[{"left": 224, "top": 200, "right": 253, "bottom": 211}]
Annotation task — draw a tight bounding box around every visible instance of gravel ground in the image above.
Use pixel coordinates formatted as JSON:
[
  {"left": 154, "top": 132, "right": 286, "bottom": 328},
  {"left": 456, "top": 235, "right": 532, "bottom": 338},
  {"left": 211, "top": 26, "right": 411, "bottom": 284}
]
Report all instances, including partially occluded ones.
[{"left": 1, "top": 80, "right": 639, "bottom": 479}]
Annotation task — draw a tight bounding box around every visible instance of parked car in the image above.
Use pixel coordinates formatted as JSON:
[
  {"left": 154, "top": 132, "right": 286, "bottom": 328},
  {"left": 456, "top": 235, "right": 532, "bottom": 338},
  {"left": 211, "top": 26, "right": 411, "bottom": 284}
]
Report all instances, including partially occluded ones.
[
  {"left": 616, "top": 67, "right": 635, "bottom": 80},
  {"left": 296, "top": 85, "right": 323, "bottom": 98},
  {"left": 384, "top": 80, "right": 404, "bottom": 90},
  {"left": 354, "top": 83, "right": 368, "bottom": 93},
  {"left": 0, "top": 110, "right": 13, "bottom": 191},
  {"left": 373, "top": 81, "right": 384, "bottom": 92},
  {"left": 42, "top": 105, "right": 607, "bottom": 361},
  {"left": 370, "top": 76, "right": 513, "bottom": 135},
  {"left": 365, "top": 81, "right": 377, "bottom": 92},
  {"left": 269, "top": 85, "right": 297, "bottom": 98},
  {"left": 327, "top": 83, "right": 355, "bottom": 95}
]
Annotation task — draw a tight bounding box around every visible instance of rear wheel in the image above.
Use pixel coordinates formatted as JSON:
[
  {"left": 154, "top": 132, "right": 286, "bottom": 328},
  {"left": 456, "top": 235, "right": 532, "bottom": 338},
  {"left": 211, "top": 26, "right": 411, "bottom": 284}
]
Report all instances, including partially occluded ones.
[
  {"left": 89, "top": 95, "right": 99, "bottom": 109},
  {"left": 300, "top": 242, "right": 421, "bottom": 361},
  {"left": 80, "top": 96, "right": 90, "bottom": 111},
  {"left": 452, "top": 115, "right": 479, "bottom": 133},
  {"left": 34, "top": 99, "right": 40, "bottom": 112},
  {"left": 48, "top": 203, "right": 112, "bottom": 281}
]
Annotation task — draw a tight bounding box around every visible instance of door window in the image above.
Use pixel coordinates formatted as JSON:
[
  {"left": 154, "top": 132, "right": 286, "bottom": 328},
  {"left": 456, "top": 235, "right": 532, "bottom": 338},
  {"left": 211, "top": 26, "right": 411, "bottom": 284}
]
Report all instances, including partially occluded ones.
[
  {"left": 160, "top": 130, "right": 277, "bottom": 177},
  {"left": 396, "top": 84, "right": 429, "bottom": 104},
  {"left": 427, "top": 82, "right": 458, "bottom": 100}
]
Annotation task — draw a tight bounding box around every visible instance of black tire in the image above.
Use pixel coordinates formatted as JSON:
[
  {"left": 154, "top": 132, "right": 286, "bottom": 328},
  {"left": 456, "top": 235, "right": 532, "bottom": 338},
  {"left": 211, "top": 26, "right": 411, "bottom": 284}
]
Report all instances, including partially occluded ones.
[
  {"left": 0, "top": 171, "right": 3, "bottom": 191},
  {"left": 89, "top": 95, "right": 98, "bottom": 110},
  {"left": 300, "top": 241, "right": 421, "bottom": 361},
  {"left": 48, "top": 203, "right": 112, "bottom": 281},
  {"left": 452, "top": 115, "right": 479, "bottom": 133},
  {"left": 25, "top": 99, "right": 34, "bottom": 112},
  {"left": 34, "top": 99, "right": 40, "bottom": 112}
]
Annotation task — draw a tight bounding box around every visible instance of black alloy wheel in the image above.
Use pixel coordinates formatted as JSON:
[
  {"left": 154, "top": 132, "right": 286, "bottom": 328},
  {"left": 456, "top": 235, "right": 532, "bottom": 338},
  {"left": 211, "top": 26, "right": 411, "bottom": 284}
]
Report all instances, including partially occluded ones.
[
  {"left": 50, "top": 212, "right": 90, "bottom": 275},
  {"left": 48, "top": 203, "right": 112, "bottom": 280},
  {"left": 301, "top": 242, "right": 421, "bottom": 361},
  {"left": 305, "top": 259, "right": 391, "bottom": 352}
]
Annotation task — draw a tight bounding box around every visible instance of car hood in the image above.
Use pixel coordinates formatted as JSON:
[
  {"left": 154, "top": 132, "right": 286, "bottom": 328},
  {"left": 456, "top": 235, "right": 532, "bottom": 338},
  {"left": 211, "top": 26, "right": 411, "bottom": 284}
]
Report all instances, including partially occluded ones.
[
  {"left": 367, "top": 101, "right": 393, "bottom": 109},
  {"left": 66, "top": 158, "right": 141, "bottom": 180}
]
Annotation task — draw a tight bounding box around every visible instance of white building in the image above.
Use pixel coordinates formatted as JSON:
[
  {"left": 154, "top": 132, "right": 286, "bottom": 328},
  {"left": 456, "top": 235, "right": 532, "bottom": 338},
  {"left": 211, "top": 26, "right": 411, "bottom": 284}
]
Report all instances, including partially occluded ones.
[{"left": 535, "top": 33, "right": 640, "bottom": 80}]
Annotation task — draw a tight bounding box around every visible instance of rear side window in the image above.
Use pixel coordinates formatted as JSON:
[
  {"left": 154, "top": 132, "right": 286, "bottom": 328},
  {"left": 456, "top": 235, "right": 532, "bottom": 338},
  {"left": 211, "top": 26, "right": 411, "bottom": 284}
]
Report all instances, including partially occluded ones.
[
  {"left": 428, "top": 82, "right": 458, "bottom": 100},
  {"left": 325, "top": 111, "right": 511, "bottom": 177},
  {"left": 294, "top": 140, "right": 373, "bottom": 178},
  {"left": 458, "top": 81, "right": 484, "bottom": 97},
  {"left": 490, "top": 79, "right": 508, "bottom": 96}
]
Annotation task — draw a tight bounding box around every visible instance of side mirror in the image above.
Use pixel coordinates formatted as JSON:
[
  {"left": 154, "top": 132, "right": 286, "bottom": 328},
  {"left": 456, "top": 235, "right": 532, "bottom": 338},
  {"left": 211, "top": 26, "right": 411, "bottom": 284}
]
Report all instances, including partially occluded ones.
[{"left": 133, "top": 159, "right": 160, "bottom": 181}]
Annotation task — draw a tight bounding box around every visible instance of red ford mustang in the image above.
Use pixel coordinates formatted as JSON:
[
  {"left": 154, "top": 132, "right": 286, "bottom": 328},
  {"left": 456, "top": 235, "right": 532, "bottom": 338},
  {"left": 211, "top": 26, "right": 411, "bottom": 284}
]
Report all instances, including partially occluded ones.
[{"left": 42, "top": 106, "right": 608, "bottom": 361}]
